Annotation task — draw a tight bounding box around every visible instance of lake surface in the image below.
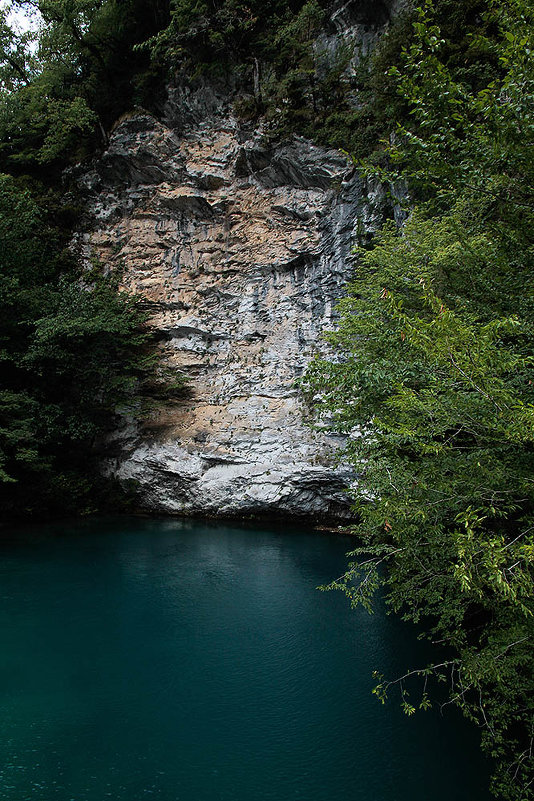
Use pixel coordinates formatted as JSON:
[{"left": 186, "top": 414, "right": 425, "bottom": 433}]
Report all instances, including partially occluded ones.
[{"left": 0, "top": 516, "right": 491, "bottom": 801}]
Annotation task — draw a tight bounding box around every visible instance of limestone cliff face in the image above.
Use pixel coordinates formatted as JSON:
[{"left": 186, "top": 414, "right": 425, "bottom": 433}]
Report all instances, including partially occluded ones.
[{"left": 76, "top": 12, "right": 394, "bottom": 520}]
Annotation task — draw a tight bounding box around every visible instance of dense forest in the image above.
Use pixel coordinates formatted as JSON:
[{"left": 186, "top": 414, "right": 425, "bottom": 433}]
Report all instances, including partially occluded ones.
[{"left": 0, "top": 0, "right": 533, "bottom": 797}]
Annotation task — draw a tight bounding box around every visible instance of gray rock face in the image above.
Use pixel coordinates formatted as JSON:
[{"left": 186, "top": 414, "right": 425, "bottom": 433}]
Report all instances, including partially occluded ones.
[{"left": 75, "top": 12, "right": 398, "bottom": 520}]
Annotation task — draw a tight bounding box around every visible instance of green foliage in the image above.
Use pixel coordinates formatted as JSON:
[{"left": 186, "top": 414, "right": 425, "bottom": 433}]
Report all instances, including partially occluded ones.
[
  {"left": 142, "top": 0, "right": 361, "bottom": 144},
  {"left": 0, "top": 0, "right": 170, "bottom": 172},
  {"left": 0, "top": 4, "right": 38, "bottom": 91},
  {"left": 0, "top": 173, "right": 161, "bottom": 517},
  {"left": 37, "top": 97, "right": 97, "bottom": 163},
  {"left": 140, "top": 0, "right": 507, "bottom": 159},
  {"left": 0, "top": 1, "right": 189, "bottom": 519},
  {"left": 303, "top": 1, "right": 534, "bottom": 798},
  {"left": 335, "top": 0, "right": 504, "bottom": 161}
]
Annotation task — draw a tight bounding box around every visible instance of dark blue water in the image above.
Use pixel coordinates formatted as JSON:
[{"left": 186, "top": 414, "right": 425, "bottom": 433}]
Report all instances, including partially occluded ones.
[{"left": 0, "top": 517, "right": 490, "bottom": 801}]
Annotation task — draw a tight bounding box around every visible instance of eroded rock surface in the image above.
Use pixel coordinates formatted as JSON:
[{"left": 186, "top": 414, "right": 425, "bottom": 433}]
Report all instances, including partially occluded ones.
[{"left": 76, "top": 84, "right": 388, "bottom": 519}]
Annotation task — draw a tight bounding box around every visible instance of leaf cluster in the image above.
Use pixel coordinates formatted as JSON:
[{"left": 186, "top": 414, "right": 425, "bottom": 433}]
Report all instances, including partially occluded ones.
[
  {"left": 0, "top": 173, "right": 167, "bottom": 519},
  {"left": 303, "top": 2, "right": 534, "bottom": 797},
  {"left": 0, "top": 0, "right": 171, "bottom": 173}
]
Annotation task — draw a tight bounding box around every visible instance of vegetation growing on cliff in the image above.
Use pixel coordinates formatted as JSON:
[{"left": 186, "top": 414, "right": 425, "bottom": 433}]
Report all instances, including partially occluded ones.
[
  {"left": 0, "top": 0, "right": 175, "bottom": 518},
  {"left": 302, "top": 1, "right": 534, "bottom": 798},
  {"left": 0, "top": 171, "right": 157, "bottom": 517},
  {"left": 142, "top": 0, "right": 379, "bottom": 154},
  {"left": 0, "top": 0, "right": 171, "bottom": 173},
  {"left": 140, "top": 0, "right": 507, "bottom": 159}
]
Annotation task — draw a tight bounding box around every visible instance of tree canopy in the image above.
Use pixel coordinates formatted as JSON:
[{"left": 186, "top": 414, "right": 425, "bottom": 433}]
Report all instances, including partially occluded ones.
[{"left": 302, "top": 1, "right": 534, "bottom": 798}]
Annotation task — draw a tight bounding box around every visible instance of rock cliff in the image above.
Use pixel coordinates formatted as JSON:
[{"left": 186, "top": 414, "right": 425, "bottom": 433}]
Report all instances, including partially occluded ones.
[{"left": 76, "top": 7, "right": 397, "bottom": 520}]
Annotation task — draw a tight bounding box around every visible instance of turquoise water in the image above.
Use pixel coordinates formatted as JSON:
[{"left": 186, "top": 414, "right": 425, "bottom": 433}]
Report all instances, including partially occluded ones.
[{"left": 0, "top": 516, "right": 490, "bottom": 801}]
